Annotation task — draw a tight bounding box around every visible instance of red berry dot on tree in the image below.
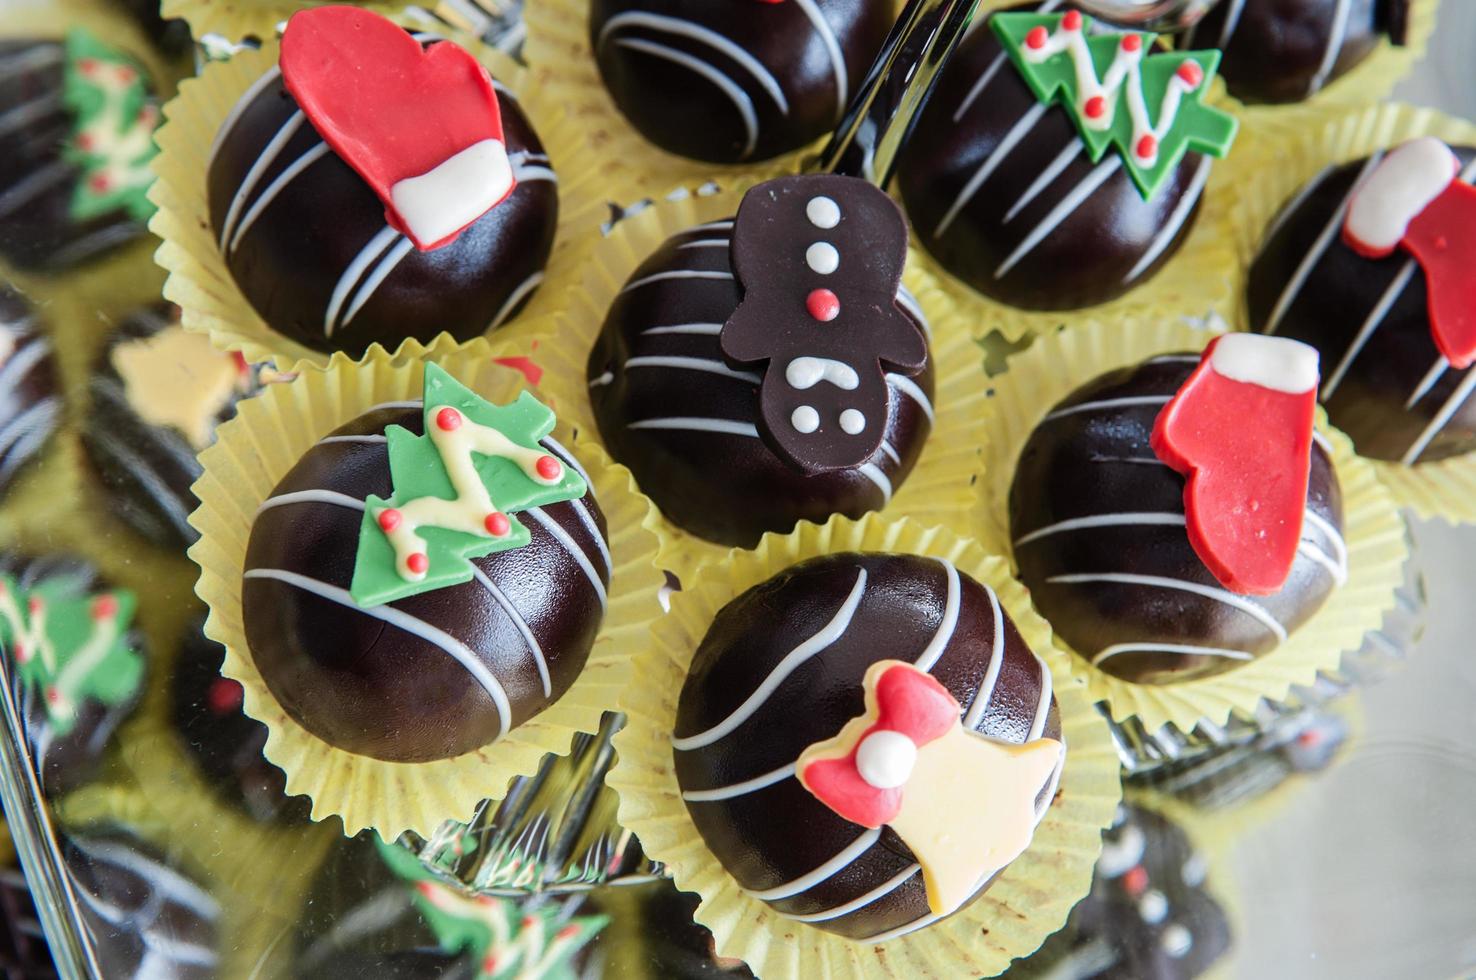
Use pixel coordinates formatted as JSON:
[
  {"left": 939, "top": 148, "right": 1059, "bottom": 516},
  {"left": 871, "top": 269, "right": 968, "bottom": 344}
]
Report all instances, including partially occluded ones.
[
  {"left": 483, "top": 955, "right": 499, "bottom": 974},
  {"left": 89, "top": 173, "right": 110, "bottom": 193},
  {"left": 378, "top": 508, "right": 402, "bottom": 532},
  {"left": 521, "top": 916, "right": 537, "bottom": 929},
  {"left": 436, "top": 407, "right": 462, "bottom": 431},
  {"left": 207, "top": 677, "right": 244, "bottom": 715},
  {"left": 1062, "top": 9, "right": 1082, "bottom": 30},
  {"left": 1121, "top": 33, "right": 1141, "bottom": 52},
  {"left": 557, "top": 925, "right": 580, "bottom": 940},
  {"left": 27, "top": 597, "right": 43, "bottom": 616},
  {"left": 484, "top": 512, "right": 510, "bottom": 536},
  {"left": 1025, "top": 26, "right": 1048, "bottom": 49},
  {"left": 76, "top": 133, "right": 94, "bottom": 151},
  {"left": 91, "top": 594, "right": 119, "bottom": 621},
  {"left": 535, "top": 455, "right": 562, "bottom": 480},
  {"left": 46, "top": 687, "right": 61, "bottom": 705},
  {"left": 407, "top": 553, "right": 429, "bottom": 575},
  {"left": 116, "top": 66, "right": 136, "bottom": 83},
  {"left": 78, "top": 58, "right": 98, "bottom": 76},
  {"left": 1176, "top": 61, "right": 1204, "bottom": 88},
  {"left": 1084, "top": 96, "right": 1106, "bottom": 119},
  {"left": 806, "top": 288, "right": 840, "bottom": 322},
  {"left": 14, "top": 643, "right": 28, "bottom": 664},
  {"left": 1136, "top": 134, "right": 1158, "bottom": 159}
]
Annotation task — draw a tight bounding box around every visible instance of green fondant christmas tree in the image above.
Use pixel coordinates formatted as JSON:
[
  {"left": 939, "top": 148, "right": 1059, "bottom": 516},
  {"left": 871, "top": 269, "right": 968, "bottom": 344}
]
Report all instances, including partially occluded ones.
[
  {"left": 62, "top": 28, "right": 160, "bottom": 223},
  {"left": 351, "top": 364, "right": 587, "bottom": 607},
  {"left": 0, "top": 572, "right": 142, "bottom": 736},
  {"left": 377, "top": 837, "right": 607, "bottom": 980},
  {"left": 992, "top": 10, "right": 1237, "bottom": 201}
]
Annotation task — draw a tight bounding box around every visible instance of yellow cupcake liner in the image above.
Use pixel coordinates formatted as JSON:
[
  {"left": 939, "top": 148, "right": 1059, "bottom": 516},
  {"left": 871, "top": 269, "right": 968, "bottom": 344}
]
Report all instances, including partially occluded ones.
[
  {"left": 608, "top": 512, "right": 1122, "bottom": 978},
  {"left": 1227, "top": 101, "right": 1476, "bottom": 524},
  {"left": 149, "top": 31, "right": 608, "bottom": 372},
  {"left": 536, "top": 182, "right": 992, "bottom": 583},
  {"left": 187, "top": 335, "right": 665, "bottom": 838},
  {"left": 974, "top": 317, "right": 1408, "bottom": 737}
]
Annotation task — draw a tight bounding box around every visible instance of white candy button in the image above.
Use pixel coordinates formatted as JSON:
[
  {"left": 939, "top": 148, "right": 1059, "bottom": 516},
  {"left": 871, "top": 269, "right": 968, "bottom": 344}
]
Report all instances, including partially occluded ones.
[
  {"left": 806, "top": 241, "right": 839, "bottom": 275},
  {"left": 855, "top": 730, "right": 917, "bottom": 789},
  {"left": 791, "top": 405, "right": 820, "bottom": 433},
  {"left": 806, "top": 196, "right": 841, "bottom": 229},
  {"left": 839, "top": 409, "right": 866, "bottom": 434}
]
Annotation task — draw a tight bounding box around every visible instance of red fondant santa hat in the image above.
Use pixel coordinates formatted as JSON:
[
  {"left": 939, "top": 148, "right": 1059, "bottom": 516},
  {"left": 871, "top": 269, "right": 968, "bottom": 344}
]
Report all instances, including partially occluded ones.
[
  {"left": 1343, "top": 136, "right": 1476, "bottom": 369},
  {"left": 280, "top": 6, "right": 516, "bottom": 251},
  {"left": 1151, "top": 334, "right": 1320, "bottom": 596}
]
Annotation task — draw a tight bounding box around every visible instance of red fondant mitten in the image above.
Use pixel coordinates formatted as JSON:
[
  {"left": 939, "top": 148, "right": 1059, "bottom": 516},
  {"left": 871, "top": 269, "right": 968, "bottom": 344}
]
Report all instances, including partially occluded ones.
[
  {"left": 280, "top": 6, "right": 514, "bottom": 251},
  {"left": 1150, "top": 334, "right": 1319, "bottom": 595}
]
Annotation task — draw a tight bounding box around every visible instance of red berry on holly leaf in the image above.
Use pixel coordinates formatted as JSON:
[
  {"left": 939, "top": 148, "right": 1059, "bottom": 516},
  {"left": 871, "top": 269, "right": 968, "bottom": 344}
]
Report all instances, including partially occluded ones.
[
  {"left": 78, "top": 58, "right": 98, "bottom": 76},
  {"left": 1121, "top": 33, "right": 1141, "bottom": 52},
  {"left": 1177, "top": 61, "right": 1204, "bottom": 88},
  {"left": 27, "top": 596, "right": 43, "bottom": 616},
  {"left": 484, "top": 512, "right": 510, "bottom": 536},
  {"left": 535, "top": 455, "right": 561, "bottom": 480},
  {"left": 13, "top": 643, "right": 28, "bottom": 664},
  {"left": 1025, "top": 25, "right": 1048, "bottom": 49},
  {"left": 378, "top": 508, "right": 402, "bottom": 532},
  {"left": 407, "top": 553, "right": 429, "bottom": 575},
  {"left": 76, "top": 133, "right": 94, "bottom": 151},
  {"left": 436, "top": 407, "right": 462, "bottom": 431},
  {"left": 1062, "top": 9, "right": 1082, "bottom": 30},
  {"left": 46, "top": 687, "right": 61, "bottom": 705},
  {"left": 89, "top": 173, "right": 110, "bottom": 193},
  {"left": 1084, "top": 95, "right": 1106, "bottom": 120},
  {"left": 91, "top": 594, "right": 119, "bottom": 621},
  {"left": 1136, "top": 134, "right": 1158, "bottom": 159}
]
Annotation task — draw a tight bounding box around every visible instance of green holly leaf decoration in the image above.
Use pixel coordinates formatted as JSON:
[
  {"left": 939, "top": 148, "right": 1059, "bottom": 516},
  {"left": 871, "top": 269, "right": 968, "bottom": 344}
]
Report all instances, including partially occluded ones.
[
  {"left": 62, "top": 28, "right": 160, "bottom": 224},
  {"left": 991, "top": 11, "right": 1238, "bottom": 201},
  {"left": 350, "top": 364, "right": 587, "bottom": 607},
  {"left": 0, "top": 573, "right": 142, "bottom": 738},
  {"left": 375, "top": 836, "right": 607, "bottom": 980}
]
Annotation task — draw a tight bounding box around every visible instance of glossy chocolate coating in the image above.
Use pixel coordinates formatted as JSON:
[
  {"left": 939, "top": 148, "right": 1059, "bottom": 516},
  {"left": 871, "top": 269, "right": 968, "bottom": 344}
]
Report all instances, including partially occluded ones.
[
  {"left": 0, "top": 287, "right": 60, "bottom": 500},
  {"left": 207, "top": 61, "right": 557, "bottom": 357},
  {"left": 243, "top": 405, "right": 609, "bottom": 763},
  {"left": 1248, "top": 149, "right": 1476, "bottom": 463},
  {"left": 81, "top": 304, "right": 256, "bottom": 548},
  {"left": 588, "top": 0, "right": 892, "bottom": 164},
  {"left": 895, "top": 6, "right": 1207, "bottom": 311},
  {"left": 1009, "top": 355, "right": 1344, "bottom": 683},
  {"left": 674, "top": 553, "right": 1063, "bottom": 940},
  {"left": 587, "top": 222, "right": 934, "bottom": 548},
  {"left": 1004, "top": 804, "right": 1230, "bottom": 980},
  {"left": 1, "top": 554, "right": 146, "bottom": 798},
  {"left": 0, "top": 41, "right": 151, "bottom": 271},
  {"left": 64, "top": 828, "right": 219, "bottom": 979},
  {"left": 0, "top": 865, "right": 57, "bottom": 978},
  {"left": 1184, "top": 0, "right": 1404, "bottom": 105},
  {"left": 171, "top": 617, "right": 309, "bottom": 823}
]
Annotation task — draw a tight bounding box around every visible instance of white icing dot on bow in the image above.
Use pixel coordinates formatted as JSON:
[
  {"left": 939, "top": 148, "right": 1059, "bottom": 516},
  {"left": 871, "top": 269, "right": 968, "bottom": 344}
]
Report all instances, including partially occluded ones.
[{"left": 856, "top": 729, "right": 917, "bottom": 789}]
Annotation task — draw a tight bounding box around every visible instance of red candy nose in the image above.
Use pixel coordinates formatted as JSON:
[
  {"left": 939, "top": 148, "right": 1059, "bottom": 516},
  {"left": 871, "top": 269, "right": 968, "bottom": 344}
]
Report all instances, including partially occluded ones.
[{"left": 1151, "top": 334, "right": 1320, "bottom": 595}]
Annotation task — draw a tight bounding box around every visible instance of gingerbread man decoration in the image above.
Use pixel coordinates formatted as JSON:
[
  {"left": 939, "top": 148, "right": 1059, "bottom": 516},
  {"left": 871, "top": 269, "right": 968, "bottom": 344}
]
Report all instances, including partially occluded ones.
[{"left": 721, "top": 175, "right": 928, "bottom": 474}]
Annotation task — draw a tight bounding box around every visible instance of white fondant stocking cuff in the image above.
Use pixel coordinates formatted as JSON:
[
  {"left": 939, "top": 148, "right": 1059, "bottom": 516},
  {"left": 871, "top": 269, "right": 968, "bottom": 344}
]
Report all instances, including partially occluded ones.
[
  {"left": 390, "top": 138, "right": 514, "bottom": 248},
  {"left": 1344, "top": 137, "right": 1459, "bottom": 255},
  {"left": 1210, "top": 333, "right": 1319, "bottom": 394}
]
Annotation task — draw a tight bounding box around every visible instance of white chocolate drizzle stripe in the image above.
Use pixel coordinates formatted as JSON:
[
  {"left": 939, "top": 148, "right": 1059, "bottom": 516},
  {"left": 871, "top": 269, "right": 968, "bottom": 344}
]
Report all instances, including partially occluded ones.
[
  {"left": 1262, "top": 152, "right": 1383, "bottom": 336},
  {"left": 1307, "top": 0, "right": 1352, "bottom": 95},
  {"left": 680, "top": 762, "right": 796, "bottom": 803},
  {"left": 742, "top": 828, "right": 882, "bottom": 901},
  {"left": 621, "top": 270, "right": 734, "bottom": 293},
  {"left": 208, "top": 66, "right": 281, "bottom": 163},
  {"left": 614, "top": 38, "right": 758, "bottom": 159},
  {"left": 857, "top": 463, "right": 893, "bottom": 505},
  {"left": 1015, "top": 512, "right": 1187, "bottom": 547},
  {"left": 1047, "top": 573, "right": 1287, "bottom": 642},
  {"left": 642, "top": 323, "right": 725, "bottom": 336},
  {"left": 596, "top": 13, "right": 791, "bottom": 115},
  {"left": 1028, "top": 653, "right": 1053, "bottom": 740},
  {"left": 673, "top": 568, "right": 868, "bottom": 751},
  {"left": 318, "top": 435, "right": 388, "bottom": 445},
  {"left": 0, "top": 336, "right": 51, "bottom": 395},
  {"left": 885, "top": 373, "right": 934, "bottom": 422},
  {"left": 912, "top": 558, "right": 961, "bottom": 672},
  {"left": 219, "top": 110, "right": 304, "bottom": 250},
  {"left": 256, "top": 489, "right": 365, "bottom": 514},
  {"left": 1298, "top": 541, "right": 1347, "bottom": 584},
  {"left": 324, "top": 227, "right": 398, "bottom": 339},
  {"left": 244, "top": 568, "right": 513, "bottom": 735},
  {"left": 524, "top": 507, "right": 608, "bottom": 610},
  {"left": 1123, "top": 153, "right": 1211, "bottom": 284},
  {"left": 628, "top": 417, "right": 758, "bottom": 437},
  {"left": 471, "top": 566, "right": 551, "bottom": 698},
  {"left": 1406, "top": 357, "right": 1448, "bottom": 408},
  {"left": 0, "top": 399, "right": 60, "bottom": 486},
  {"left": 341, "top": 237, "right": 416, "bottom": 330},
  {"left": 1259, "top": 165, "right": 1331, "bottom": 249},
  {"left": 625, "top": 356, "right": 760, "bottom": 384},
  {"left": 791, "top": 0, "right": 848, "bottom": 121},
  {"left": 962, "top": 581, "right": 1005, "bottom": 729},
  {"left": 71, "top": 839, "right": 221, "bottom": 918},
  {"left": 935, "top": 102, "right": 1048, "bottom": 237},
  {"left": 777, "top": 863, "right": 921, "bottom": 923},
  {"left": 1320, "top": 259, "right": 1416, "bottom": 399},
  {"left": 491, "top": 271, "right": 545, "bottom": 330},
  {"left": 997, "top": 155, "right": 1122, "bottom": 278},
  {"left": 1091, "top": 642, "right": 1253, "bottom": 666},
  {"left": 1042, "top": 394, "right": 1170, "bottom": 421},
  {"left": 1004, "top": 139, "right": 1083, "bottom": 223},
  {"left": 1402, "top": 367, "right": 1476, "bottom": 465},
  {"left": 1301, "top": 510, "right": 1348, "bottom": 570},
  {"left": 229, "top": 141, "right": 331, "bottom": 254}
]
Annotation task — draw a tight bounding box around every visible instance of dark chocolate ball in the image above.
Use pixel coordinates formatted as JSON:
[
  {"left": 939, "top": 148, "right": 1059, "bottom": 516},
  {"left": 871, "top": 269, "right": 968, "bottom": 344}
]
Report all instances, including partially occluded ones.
[
  {"left": 895, "top": 5, "right": 1210, "bottom": 311},
  {"left": 0, "top": 40, "right": 156, "bottom": 271},
  {"left": 64, "top": 828, "right": 220, "bottom": 979},
  {"left": 207, "top": 58, "right": 557, "bottom": 357},
  {"left": 1004, "top": 803, "right": 1231, "bottom": 979},
  {"left": 82, "top": 304, "right": 258, "bottom": 548},
  {"left": 588, "top": 0, "right": 893, "bottom": 164},
  {"left": 1247, "top": 149, "right": 1476, "bottom": 464},
  {"left": 243, "top": 405, "right": 609, "bottom": 763},
  {"left": 1, "top": 554, "right": 147, "bottom": 798},
  {"left": 674, "top": 553, "right": 1063, "bottom": 941},
  {"left": 0, "top": 287, "right": 61, "bottom": 499},
  {"left": 587, "top": 220, "right": 934, "bottom": 548},
  {"left": 1009, "top": 354, "right": 1345, "bottom": 684},
  {"left": 170, "top": 617, "right": 309, "bottom": 823},
  {"left": 1183, "top": 0, "right": 1402, "bottom": 105}
]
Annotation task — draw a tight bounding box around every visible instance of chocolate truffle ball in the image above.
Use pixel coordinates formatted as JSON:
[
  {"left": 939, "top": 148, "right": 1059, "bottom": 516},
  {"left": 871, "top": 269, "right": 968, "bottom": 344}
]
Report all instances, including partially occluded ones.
[
  {"left": 1248, "top": 149, "right": 1476, "bottom": 464},
  {"left": 243, "top": 405, "right": 609, "bottom": 763},
  {"left": 675, "top": 553, "right": 1063, "bottom": 941},
  {"left": 895, "top": 4, "right": 1210, "bottom": 311},
  {"left": 1183, "top": 0, "right": 1406, "bottom": 105},
  {"left": 82, "top": 304, "right": 258, "bottom": 548},
  {"left": 587, "top": 220, "right": 934, "bottom": 548},
  {"left": 1, "top": 554, "right": 146, "bottom": 798},
  {"left": 207, "top": 53, "right": 557, "bottom": 357},
  {"left": 64, "top": 828, "right": 220, "bottom": 978},
  {"left": 1009, "top": 354, "right": 1345, "bottom": 683},
  {"left": 0, "top": 37, "right": 158, "bottom": 271},
  {"left": 171, "top": 617, "right": 308, "bottom": 823},
  {"left": 0, "top": 287, "right": 61, "bottom": 499},
  {"left": 1004, "top": 804, "right": 1230, "bottom": 979},
  {"left": 589, "top": 0, "right": 893, "bottom": 164}
]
